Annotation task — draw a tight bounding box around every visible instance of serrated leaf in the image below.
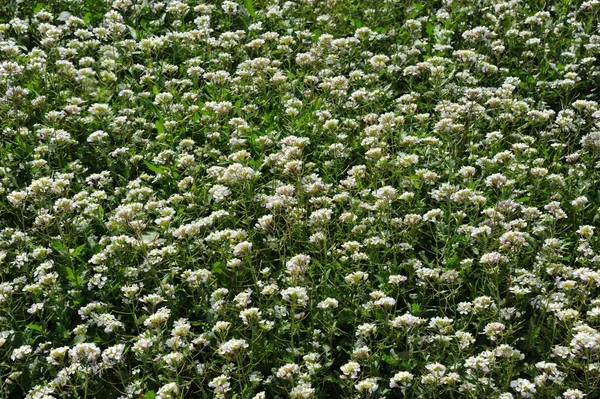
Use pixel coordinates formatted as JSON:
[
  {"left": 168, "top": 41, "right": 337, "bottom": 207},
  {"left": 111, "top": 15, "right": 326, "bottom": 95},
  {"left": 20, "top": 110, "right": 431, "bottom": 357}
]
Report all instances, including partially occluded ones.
[
  {"left": 51, "top": 240, "right": 66, "bottom": 253},
  {"left": 65, "top": 267, "right": 76, "bottom": 282},
  {"left": 426, "top": 22, "right": 435, "bottom": 36},
  {"left": 72, "top": 243, "right": 86, "bottom": 259}
]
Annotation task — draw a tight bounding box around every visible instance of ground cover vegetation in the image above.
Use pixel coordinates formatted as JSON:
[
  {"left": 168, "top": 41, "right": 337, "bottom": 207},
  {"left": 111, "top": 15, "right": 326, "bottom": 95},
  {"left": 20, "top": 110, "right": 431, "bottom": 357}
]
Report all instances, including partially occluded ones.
[{"left": 1, "top": 0, "right": 600, "bottom": 398}]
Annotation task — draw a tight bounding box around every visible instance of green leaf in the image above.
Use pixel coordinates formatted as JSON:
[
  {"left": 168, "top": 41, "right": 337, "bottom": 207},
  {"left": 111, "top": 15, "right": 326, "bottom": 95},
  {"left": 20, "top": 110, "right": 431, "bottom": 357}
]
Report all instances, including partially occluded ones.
[
  {"left": 51, "top": 240, "right": 66, "bottom": 253},
  {"left": 145, "top": 391, "right": 156, "bottom": 399},
  {"left": 87, "top": 236, "right": 97, "bottom": 251},
  {"left": 127, "top": 25, "right": 137, "bottom": 39},
  {"left": 311, "top": 29, "right": 322, "bottom": 42},
  {"left": 144, "top": 160, "right": 165, "bottom": 174},
  {"left": 245, "top": 0, "right": 256, "bottom": 17},
  {"left": 26, "top": 324, "right": 42, "bottom": 332},
  {"left": 411, "top": 303, "right": 421, "bottom": 313},
  {"left": 447, "top": 253, "right": 458, "bottom": 267},
  {"left": 65, "top": 267, "right": 76, "bottom": 282},
  {"left": 349, "top": 16, "right": 363, "bottom": 28},
  {"left": 155, "top": 120, "right": 165, "bottom": 134},
  {"left": 212, "top": 261, "right": 225, "bottom": 277},
  {"left": 142, "top": 230, "right": 159, "bottom": 244},
  {"left": 426, "top": 22, "right": 435, "bottom": 37},
  {"left": 72, "top": 243, "right": 86, "bottom": 259}
]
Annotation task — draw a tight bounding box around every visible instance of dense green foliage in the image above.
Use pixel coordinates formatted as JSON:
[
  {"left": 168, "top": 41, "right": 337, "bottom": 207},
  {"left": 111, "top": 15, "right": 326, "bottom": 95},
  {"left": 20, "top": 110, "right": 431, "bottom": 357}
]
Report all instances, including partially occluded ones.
[{"left": 1, "top": 0, "right": 600, "bottom": 398}]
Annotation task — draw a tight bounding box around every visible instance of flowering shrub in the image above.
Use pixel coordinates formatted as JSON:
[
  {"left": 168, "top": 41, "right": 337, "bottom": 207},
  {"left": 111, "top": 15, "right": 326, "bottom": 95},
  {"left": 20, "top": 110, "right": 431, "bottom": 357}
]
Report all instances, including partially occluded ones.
[{"left": 1, "top": 0, "right": 600, "bottom": 398}]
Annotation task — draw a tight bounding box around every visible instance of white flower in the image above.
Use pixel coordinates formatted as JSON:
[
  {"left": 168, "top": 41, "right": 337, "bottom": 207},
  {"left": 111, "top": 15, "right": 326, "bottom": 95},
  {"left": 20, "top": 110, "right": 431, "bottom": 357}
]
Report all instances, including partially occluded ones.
[
  {"left": 281, "top": 286, "right": 309, "bottom": 307},
  {"left": 290, "top": 382, "right": 315, "bottom": 399},
  {"left": 221, "top": 0, "right": 238, "bottom": 14},
  {"left": 352, "top": 346, "right": 370, "bottom": 358},
  {"left": 11, "top": 345, "right": 32, "bottom": 361},
  {"left": 486, "top": 173, "right": 507, "bottom": 188},
  {"left": 217, "top": 338, "right": 249, "bottom": 356},
  {"left": 354, "top": 378, "right": 379, "bottom": 393},
  {"left": 209, "top": 375, "right": 231, "bottom": 393},
  {"left": 209, "top": 184, "right": 231, "bottom": 203},
  {"left": 484, "top": 322, "right": 506, "bottom": 340},
  {"left": 389, "top": 274, "right": 408, "bottom": 284},
  {"left": 69, "top": 343, "right": 101, "bottom": 365},
  {"left": 143, "top": 307, "right": 171, "bottom": 328},
  {"left": 480, "top": 252, "right": 508, "bottom": 265},
  {"left": 340, "top": 361, "right": 361, "bottom": 379},
  {"left": 345, "top": 271, "right": 369, "bottom": 284},
  {"left": 277, "top": 363, "right": 299, "bottom": 379},
  {"left": 510, "top": 378, "right": 536, "bottom": 398},
  {"left": 356, "top": 323, "right": 377, "bottom": 337},
  {"left": 240, "top": 308, "right": 262, "bottom": 324},
  {"left": 563, "top": 389, "right": 586, "bottom": 399},
  {"left": 286, "top": 254, "right": 311, "bottom": 276},
  {"left": 233, "top": 241, "right": 252, "bottom": 257},
  {"left": 390, "top": 313, "right": 425, "bottom": 328},
  {"left": 390, "top": 371, "right": 414, "bottom": 390},
  {"left": 87, "top": 130, "right": 109, "bottom": 143},
  {"left": 317, "top": 297, "right": 339, "bottom": 309},
  {"left": 102, "top": 344, "right": 125, "bottom": 367},
  {"left": 156, "top": 382, "right": 179, "bottom": 399}
]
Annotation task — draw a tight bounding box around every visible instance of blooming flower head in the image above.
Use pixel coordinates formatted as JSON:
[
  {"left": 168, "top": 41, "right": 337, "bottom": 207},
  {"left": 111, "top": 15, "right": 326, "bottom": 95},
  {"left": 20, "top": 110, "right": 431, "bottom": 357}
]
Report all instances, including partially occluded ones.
[{"left": 281, "top": 286, "right": 309, "bottom": 307}]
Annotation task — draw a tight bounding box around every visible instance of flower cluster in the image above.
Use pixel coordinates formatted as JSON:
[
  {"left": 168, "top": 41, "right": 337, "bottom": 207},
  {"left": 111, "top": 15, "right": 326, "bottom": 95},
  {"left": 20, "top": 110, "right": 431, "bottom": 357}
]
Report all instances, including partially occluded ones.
[{"left": 0, "top": 0, "right": 600, "bottom": 398}]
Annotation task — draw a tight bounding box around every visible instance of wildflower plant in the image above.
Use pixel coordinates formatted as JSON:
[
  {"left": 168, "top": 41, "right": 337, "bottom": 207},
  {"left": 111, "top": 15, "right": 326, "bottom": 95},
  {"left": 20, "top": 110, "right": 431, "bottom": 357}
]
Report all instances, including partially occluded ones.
[{"left": 0, "top": 0, "right": 600, "bottom": 398}]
